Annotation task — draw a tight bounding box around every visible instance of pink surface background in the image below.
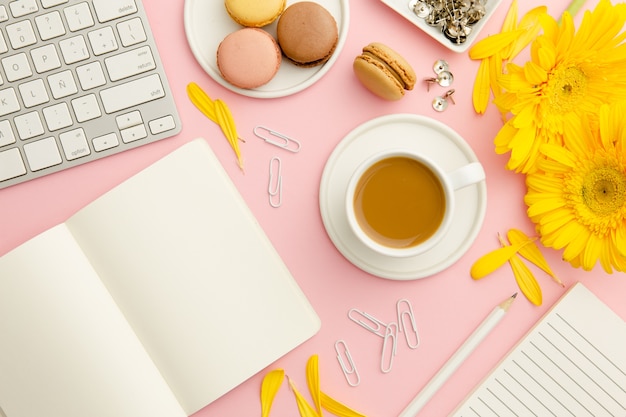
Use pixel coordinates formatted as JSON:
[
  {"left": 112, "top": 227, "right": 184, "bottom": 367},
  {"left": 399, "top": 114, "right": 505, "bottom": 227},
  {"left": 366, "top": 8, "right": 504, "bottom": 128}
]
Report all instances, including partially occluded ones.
[{"left": 1, "top": 0, "right": 624, "bottom": 416}]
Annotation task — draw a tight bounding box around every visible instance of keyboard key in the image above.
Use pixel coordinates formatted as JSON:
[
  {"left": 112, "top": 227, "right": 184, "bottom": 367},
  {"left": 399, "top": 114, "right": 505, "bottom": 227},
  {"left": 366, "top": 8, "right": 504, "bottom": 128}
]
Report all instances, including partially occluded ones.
[
  {"left": 0, "top": 147, "right": 27, "bottom": 181},
  {"left": 121, "top": 123, "right": 147, "bottom": 143},
  {"left": 0, "top": 88, "right": 21, "bottom": 116},
  {"left": 0, "top": 32, "right": 8, "bottom": 54},
  {"left": 149, "top": 115, "right": 176, "bottom": 135},
  {"left": 59, "top": 128, "right": 90, "bottom": 160},
  {"left": 59, "top": 35, "right": 89, "bottom": 64},
  {"left": 9, "top": 0, "right": 39, "bottom": 18},
  {"left": 41, "top": 0, "right": 69, "bottom": 8},
  {"left": 0, "top": 6, "right": 8, "bottom": 22},
  {"left": 100, "top": 73, "right": 164, "bottom": 114},
  {"left": 117, "top": 17, "right": 146, "bottom": 47},
  {"left": 47, "top": 70, "right": 78, "bottom": 99},
  {"left": 6, "top": 20, "right": 37, "bottom": 49},
  {"left": 105, "top": 46, "right": 155, "bottom": 82},
  {"left": 64, "top": 3, "right": 95, "bottom": 32},
  {"left": 0, "top": 120, "right": 17, "bottom": 147},
  {"left": 76, "top": 61, "right": 106, "bottom": 90},
  {"left": 31, "top": 44, "right": 62, "bottom": 73},
  {"left": 18, "top": 78, "right": 49, "bottom": 107},
  {"left": 116, "top": 110, "right": 142, "bottom": 129},
  {"left": 92, "top": 132, "right": 119, "bottom": 152},
  {"left": 23, "top": 136, "right": 62, "bottom": 171},
  {"left": 92, "top": 0, "right": 137, "bottom": 23},
  {"left": 88, "top": 26, "right": 118, "bottom": 56},
  {"left": 43, "top": 102, "right": 73, "bottom": 131},
  {"left": 15, "top": 110, "right": 44, "bottom": 140},
  {"left": 71, "top": 94, "right": 101, "bottom": 122},
  {"left": 35, "top": 11, "right": 66, "bottom": 40},
  {"left": 2, "top": 53, "right": 32, "bottom": 82}
]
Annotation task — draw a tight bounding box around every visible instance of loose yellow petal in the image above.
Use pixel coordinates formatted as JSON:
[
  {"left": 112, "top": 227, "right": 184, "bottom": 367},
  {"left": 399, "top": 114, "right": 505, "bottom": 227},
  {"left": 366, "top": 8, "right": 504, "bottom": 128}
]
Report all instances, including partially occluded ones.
[
  {"left": 214, "top": 99, "right": 244, "bottom": 170},
  {"left": 509, "top": 254, "right": 543, "bottom": 305},
  {"left": 470, "top": 238, "right": 535, "bottom": 279},
  {"left": 320, "top": 392, "right": 368, "bottom": 417},
  {"left": 499, "top": 235, "right": 543, "bottom": 305},
  {"left": 507, "top": 229, "right": 563, "bottom": 286},
  {"left": 306, "top": 355, "right": 322, "bottom": 414},
  {"left": 473, "top": 58, "right": 491, "bottom": 114},
  {"left": 469, "top": 30, "right": 525, "bottom": 60},
  {"left": 289, "top": 378, "right": 320, "bottom": 417},
  {"left": 261, "top": 369, "right": 285, "bottom": 417}
]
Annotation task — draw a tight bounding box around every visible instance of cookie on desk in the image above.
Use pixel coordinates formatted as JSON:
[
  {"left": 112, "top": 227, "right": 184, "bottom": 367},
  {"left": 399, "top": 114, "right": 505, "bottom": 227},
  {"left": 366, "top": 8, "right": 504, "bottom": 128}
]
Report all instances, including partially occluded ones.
[
  {"left": 224, "top": 0, "right": 286, "bottom": 27},
  {"left": 277, "top": 2, "right": 338, "bottom": 67},
  {"left": 217, "top": 28, "right": 282, "bottom": 89}
]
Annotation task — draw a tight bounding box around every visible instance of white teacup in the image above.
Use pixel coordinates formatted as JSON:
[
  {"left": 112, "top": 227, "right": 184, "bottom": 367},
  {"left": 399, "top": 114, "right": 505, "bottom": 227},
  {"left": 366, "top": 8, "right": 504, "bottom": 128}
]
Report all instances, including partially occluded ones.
[{"left": 345, "top": 149, "right": 485, "bottom": 258}]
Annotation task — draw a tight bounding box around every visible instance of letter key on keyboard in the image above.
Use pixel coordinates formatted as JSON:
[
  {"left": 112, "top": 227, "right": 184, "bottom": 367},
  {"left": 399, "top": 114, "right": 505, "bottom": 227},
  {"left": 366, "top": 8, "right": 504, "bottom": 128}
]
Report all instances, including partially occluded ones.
[{"left": 0, "top": 0, "right": 181, "bottom": 189}]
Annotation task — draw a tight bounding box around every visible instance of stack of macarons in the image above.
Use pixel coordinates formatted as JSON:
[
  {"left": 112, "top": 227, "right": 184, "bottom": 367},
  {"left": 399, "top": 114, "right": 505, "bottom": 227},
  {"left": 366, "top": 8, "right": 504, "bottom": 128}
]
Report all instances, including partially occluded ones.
[{"left": 217, "top": 1, "right": 339, "bottom": 90}]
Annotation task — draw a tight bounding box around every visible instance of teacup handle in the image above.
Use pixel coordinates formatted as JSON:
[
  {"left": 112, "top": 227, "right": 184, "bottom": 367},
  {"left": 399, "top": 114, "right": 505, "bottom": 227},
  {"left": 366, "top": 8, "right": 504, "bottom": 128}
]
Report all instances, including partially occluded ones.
[{"left": 447, "top": 162, "right": 485, "bottom": 191}]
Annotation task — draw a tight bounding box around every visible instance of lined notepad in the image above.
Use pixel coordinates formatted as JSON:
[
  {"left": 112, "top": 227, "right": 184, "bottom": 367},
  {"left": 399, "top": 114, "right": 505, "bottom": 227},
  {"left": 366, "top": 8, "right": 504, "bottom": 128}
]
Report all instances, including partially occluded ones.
[{"left": 451, "top": 283, "right": 626, "bottom": 416}]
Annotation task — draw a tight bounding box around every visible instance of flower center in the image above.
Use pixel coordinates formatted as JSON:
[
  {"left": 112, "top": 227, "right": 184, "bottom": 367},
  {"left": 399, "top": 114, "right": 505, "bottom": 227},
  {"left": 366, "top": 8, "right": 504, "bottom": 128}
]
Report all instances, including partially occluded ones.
[
  {"left": 546, "top": 66, "right": 587, "bottom": 114},
  {"left": 581, "top": 167, "right": 626, "bottom": 216}
]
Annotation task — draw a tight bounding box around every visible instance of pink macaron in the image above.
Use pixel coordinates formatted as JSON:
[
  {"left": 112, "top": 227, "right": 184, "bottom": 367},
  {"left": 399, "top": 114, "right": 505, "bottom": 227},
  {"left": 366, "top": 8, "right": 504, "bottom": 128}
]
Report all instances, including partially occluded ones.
[{"left": 217, "top": 28, "right": 282, "bottom": 90}]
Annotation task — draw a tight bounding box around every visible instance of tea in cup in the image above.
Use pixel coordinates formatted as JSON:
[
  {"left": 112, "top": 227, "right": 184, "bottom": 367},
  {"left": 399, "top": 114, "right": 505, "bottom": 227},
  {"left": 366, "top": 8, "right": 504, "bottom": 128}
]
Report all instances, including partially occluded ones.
[{"left": 345, "top": 149, "right": 485, "bottom": 258}]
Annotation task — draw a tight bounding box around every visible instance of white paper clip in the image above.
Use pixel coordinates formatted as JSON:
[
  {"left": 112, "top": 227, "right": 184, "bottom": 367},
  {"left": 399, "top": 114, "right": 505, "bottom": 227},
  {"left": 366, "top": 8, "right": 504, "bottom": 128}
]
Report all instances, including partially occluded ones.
[
  {"left": 335, "top": 340, "right": 360, "bottom": 387},
  {"left": 268, "top": 157, "right": 282, "bottom": 208},
  {"left": 381, "top": 322, "right": 398, "bottom": 373},
  {"left": 397, "top": 298, "right": 420, "bottom": 349},
  {"left": 254, "top": 126, "right": 301, "bottom": 153},
  {"left": 348, "top": 308, "right": 388, "bottom": 337}
]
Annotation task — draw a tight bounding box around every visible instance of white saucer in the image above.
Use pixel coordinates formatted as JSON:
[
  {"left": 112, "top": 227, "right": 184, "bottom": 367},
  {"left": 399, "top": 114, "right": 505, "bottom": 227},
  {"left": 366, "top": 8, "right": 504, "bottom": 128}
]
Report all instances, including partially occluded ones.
[
  {"left": 183, "top": 0, "right": 350, "bottom": 99},
  {"left": 319, "top": 114, "right": 487, "bottom": 280}
]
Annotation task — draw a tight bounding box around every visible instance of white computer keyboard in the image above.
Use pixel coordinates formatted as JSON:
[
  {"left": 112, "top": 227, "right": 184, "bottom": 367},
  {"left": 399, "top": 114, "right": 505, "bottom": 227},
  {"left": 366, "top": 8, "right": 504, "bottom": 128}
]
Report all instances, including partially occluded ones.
[{"left": 0, "top": 0, "right": 181, "bottom": 189}]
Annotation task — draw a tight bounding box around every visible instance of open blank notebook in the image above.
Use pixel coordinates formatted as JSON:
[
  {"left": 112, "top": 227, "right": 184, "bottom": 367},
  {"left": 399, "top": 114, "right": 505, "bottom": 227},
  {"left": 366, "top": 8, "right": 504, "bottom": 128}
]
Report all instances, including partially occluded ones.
[
  {"left": 0, "top": 138, "right": 320, "bottom": 417},
  {"left": 451, "top": 282, "right": 626, "bottom": 416}
]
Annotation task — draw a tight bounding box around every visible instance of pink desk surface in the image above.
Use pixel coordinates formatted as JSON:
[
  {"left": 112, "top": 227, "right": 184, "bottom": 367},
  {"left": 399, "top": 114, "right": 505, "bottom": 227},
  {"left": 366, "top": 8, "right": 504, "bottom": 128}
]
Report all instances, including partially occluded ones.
[{"left": 1, "top": 0, "right": 624, "bottom": 416}]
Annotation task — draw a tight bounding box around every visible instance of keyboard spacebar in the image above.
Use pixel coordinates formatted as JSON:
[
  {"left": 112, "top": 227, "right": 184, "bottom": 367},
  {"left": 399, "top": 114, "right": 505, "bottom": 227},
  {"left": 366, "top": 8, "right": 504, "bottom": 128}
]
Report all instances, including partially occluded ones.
[{"left": 100, "top": 74, "right": 165, "bottom": 114}]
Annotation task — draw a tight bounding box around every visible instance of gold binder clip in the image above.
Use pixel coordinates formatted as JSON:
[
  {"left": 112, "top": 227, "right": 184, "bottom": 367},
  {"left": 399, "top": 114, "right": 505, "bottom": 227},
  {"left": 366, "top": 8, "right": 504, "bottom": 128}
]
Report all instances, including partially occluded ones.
[
  {"left": 335, "top": 340, "right": 360, "bottom": 387},
  {"left": 397, "top": 298, "right": 420, "bottom": 349},
  {"left": 254, "top": 126, "right": 301, "bottom": 153}
]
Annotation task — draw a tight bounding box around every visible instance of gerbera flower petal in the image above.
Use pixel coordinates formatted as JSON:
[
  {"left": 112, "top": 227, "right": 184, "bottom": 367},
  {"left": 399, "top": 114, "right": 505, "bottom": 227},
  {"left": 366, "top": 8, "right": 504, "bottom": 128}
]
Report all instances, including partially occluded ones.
[
  {"left": 507, "top": 6, "right": 547, "bottom": 60},
  {"left": 581, "top": 234, "right": 603, "bottom": 270},
  {"left": 527, "top": 196, "right": 566, "bottom": 218},
  {"left": 540, "top": 144, "right": 576, "bottom": 168},
  {"left": 523, "top": 61, "right": 547, "bottom": 85},
  {"left": 561, "top": 226, "right": 590, "bottom": 261},
  {"left": 469, "top": 30, "right": 525, "bottom": 60},
  {"left": 472, "top": 58, "right": 491, "bottom": 114}
]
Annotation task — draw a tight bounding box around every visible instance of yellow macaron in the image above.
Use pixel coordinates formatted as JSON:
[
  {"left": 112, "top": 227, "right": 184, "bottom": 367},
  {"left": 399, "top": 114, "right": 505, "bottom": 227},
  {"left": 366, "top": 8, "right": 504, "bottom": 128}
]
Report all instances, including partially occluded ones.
[
  {"left": 224, "top": 0, "right": 286, "bottom": 27},
  {"left": 353, "top": 42, "right": 416, "bottom": 101}
]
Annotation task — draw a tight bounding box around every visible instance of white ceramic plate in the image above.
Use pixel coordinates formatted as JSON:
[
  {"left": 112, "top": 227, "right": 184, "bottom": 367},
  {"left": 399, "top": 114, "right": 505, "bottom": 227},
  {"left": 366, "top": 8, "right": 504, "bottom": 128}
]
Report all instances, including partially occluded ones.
[
  {"left": 379, "top": 0, "right": 503, "bottom": 53},
  {"left": 319, "top": 114, "right": 487, "bottom": 280},
  {"left": 183, "top": 0, "right": 350, "bottom": 98}
]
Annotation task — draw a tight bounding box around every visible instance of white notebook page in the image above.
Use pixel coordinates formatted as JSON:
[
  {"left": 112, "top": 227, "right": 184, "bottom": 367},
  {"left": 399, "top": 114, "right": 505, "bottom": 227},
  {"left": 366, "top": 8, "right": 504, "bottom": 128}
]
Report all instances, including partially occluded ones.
[{"left": 451, "top": 283, "right": 626, "bottom": 417}]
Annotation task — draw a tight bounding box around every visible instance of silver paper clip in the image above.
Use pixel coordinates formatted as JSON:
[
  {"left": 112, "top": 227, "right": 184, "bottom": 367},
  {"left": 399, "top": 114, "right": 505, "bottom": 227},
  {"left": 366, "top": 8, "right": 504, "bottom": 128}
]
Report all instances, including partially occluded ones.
[
  {"left": 381, "top": 322, "right": 398, "bottom": 373},
  {"left": 254, "top": 126, "right": 301, "bottom": 153},
  {"left": 335, "top": 340, "right": 360, "bottom": 387},
  {"left": 348, "top": 308, "right": 388, "bottom": 337},
  {"left": 397, "top": 299, "right": 420, "bottom": 349},
  {"left": 268, "top": 157, "right": 282, "bottom": 208}
]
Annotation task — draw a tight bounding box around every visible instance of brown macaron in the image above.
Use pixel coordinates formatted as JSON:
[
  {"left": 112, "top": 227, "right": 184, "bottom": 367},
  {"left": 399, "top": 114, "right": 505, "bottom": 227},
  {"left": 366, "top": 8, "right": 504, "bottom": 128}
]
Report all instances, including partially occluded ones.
[
  {"left": 353, "top": 42, "right": 416, "bottom": 101},
  {"left": 276, "top": 2, "right": 338, "bottom": 67}
]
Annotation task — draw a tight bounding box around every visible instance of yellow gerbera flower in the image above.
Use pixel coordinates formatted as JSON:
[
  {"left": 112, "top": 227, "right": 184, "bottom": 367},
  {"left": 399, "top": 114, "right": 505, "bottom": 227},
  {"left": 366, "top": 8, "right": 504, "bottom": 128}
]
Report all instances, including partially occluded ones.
[
  {"left": 524, "top": 101, "right": 626, "bottom": 273},
  {"left": 493, "top": 0, "right": 626, "bottom": 173}
]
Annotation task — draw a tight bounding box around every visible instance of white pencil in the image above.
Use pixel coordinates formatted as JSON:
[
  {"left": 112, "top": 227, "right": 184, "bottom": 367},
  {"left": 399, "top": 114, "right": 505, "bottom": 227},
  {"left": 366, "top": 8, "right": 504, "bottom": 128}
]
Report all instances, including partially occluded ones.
[{"left": 398, "top": 293, "right": 517, "bottom": 417}]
